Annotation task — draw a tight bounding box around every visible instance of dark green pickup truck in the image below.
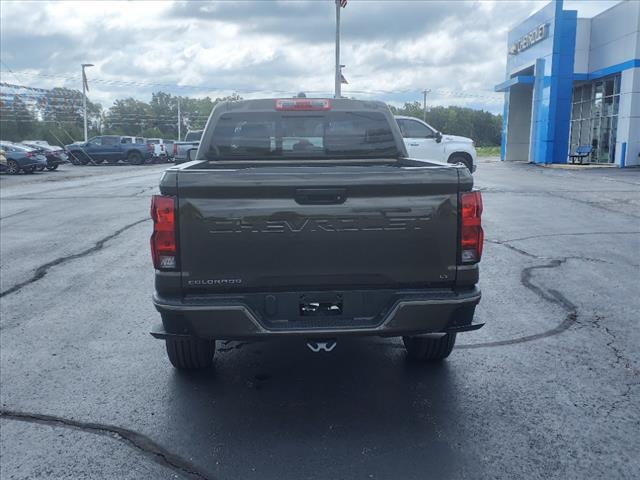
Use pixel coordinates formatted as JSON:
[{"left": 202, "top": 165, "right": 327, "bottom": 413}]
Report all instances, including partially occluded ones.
[{"left": 150, "top": 98, "right": 484, "bottom": 370}]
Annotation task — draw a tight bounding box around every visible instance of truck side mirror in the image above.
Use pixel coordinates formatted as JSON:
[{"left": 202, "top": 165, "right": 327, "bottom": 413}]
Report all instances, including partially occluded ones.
[
  {"left": 186, "top": 148, "right": 197, "bottom": 162},
  {"left": 435, "top": 131, "right": 443, "bottom": 143}
]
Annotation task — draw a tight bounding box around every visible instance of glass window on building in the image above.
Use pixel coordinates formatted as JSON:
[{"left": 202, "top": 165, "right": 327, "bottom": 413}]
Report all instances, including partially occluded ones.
[{"left": 569, "top": 74, "right": 621, "bottom": 163}]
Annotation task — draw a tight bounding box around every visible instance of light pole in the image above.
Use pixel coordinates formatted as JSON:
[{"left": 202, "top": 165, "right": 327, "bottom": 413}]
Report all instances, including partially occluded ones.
[
  {"left": 422, "top": 89, "right": 431, "bottom": 122},
  {"left": 177, "top": 98, "right": 181, "bottom": 141},
  {"left": 334, "top": 1, "right": 341, "bottom": 98},
  {"left": 81, "top": 63, "right": 94, "bottom": 142}
]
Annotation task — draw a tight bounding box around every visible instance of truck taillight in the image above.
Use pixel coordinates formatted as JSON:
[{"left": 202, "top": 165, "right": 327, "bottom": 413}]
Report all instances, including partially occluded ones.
[
  {"left": 460, "top": 191, "right": 483, "bottom": 264},
  {"left": 172, "top": 143, "right": 177, "bottom": 156},
  {"left": 150, "top": 195, "right": 176, "bottom": 270},
  {"left": 275, "top": 98, "right": 331, "bottom": 111}
]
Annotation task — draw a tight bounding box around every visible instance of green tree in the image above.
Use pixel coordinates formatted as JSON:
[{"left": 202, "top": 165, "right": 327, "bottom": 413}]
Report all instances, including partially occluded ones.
[{"left": 104, "top": 98, "right": 153, "bottom": 136}]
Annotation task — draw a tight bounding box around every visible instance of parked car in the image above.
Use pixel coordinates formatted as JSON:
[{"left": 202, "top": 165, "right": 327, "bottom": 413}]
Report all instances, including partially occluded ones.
[
  {"left": 120, "top": 136, "right": 146, "bottom": 145},
  {"left": 21, "top": 140, "right": 51, "bottom": 147},
  {"left": 65, "top": 136, "right": 153, "bottom": 165},
  {"left": 145, "top": 138, "right": 169, "bottom": 162},
  {"left": 0, "top": 141, "right": 47, "bottom": 174},
  {"left": 150, "top": 97, "right": 484, "bottom": 370},
  {"left": 395, "top": 116, "right": 477, "bottom": 172},
  {"left": 163, "top": 139, "right": 175, "bottom": 161},
  {"left": 21, "top": 142, "right": 69, "bottom": 171},
  {"left": 172, "top": 129, "right": 203, "bottom": 164}
]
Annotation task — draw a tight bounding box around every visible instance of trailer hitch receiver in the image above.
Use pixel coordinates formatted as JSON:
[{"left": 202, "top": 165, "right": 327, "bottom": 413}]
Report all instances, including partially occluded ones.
[{"left": 306, "top": 340, "right": 337, "bottom": 353}]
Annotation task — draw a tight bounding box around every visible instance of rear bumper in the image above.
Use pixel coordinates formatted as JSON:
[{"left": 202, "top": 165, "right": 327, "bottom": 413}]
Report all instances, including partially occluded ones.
[
  {"left": 151, "top": 287, "right": 482, "bottom": 340},
  {"left": 18, "top": 158, "right": 39, "bottom": 169},
  {"left": 47, "top": 155, "right": 68, "bottom": 165}
]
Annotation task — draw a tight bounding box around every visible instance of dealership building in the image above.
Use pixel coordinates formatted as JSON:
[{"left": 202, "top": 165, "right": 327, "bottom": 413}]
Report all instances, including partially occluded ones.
[{"left": 495, "top": 0, "right": 639, "bottom": 166}]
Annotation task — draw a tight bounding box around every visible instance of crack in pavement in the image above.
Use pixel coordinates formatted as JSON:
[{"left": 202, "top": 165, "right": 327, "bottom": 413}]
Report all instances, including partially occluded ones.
[
  {"left": 479, "top": 188, "right": 640, "bottom": 194},
  {"left": 584, "top": 315, "right": 640, "bottom": 417},
  {"left": 459, "top": 238, "right": 631, "bottom": 350},
  {"left": 486, "top": 238, "right": 539, "bottom": 259},
  {"left": 0, "top": 209, "right": 28, "bottom": 221},
  {"left": 546, "top": 191, "right": 640, "bottom": 220},
  {"left": 458, "top": 257, "right": 578, "bottom": 349},
  {"left": 0, "top": 168, "right": 165, "bottom": 199},
  {"left": 0, "top": 218, "right": 149, "bottom": 299},
  {"left": 502, "top": 231, "right": 640, "bottom": 243},
  {"left": 0, "top": 410, "right": 214, "bottom": 480},
  {"left": 3, "top": 195, "right": 156, "bottom": 200},
  {"left": 486, "top": 239, "right": 612, "bottom": 264}
]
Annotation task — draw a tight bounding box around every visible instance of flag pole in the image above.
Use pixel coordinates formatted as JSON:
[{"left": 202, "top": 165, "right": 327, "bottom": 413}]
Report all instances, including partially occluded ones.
[
  {"left": 334, "top": 1, "right": 341, "bottom": 99},
  {"left": 81, "top": 63, "right": 94, "bottom": 143}
]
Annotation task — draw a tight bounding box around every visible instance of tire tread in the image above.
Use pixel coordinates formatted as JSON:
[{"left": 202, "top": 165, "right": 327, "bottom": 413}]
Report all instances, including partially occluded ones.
[
  {"left": 165, "top": 337, "right": 215, "bottom": 370},
  {"left": 403, "top": 333, "right": 456, "bottom": 362}
]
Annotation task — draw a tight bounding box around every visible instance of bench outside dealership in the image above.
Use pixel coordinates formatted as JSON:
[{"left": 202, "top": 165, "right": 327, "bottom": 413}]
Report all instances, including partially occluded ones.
[{"left": 495, "top": 0, "right": 639, "bottom": 166}]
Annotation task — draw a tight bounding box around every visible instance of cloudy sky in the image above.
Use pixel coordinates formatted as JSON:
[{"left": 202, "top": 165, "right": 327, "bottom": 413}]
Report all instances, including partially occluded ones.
[{"left": 0, "top": 0, "right": 621, "bottom": 113}]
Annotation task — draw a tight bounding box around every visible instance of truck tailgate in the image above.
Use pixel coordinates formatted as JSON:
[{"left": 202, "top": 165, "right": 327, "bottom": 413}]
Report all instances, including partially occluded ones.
[{"left": 175, "top": 164, "right": 460, "bottom": 293}]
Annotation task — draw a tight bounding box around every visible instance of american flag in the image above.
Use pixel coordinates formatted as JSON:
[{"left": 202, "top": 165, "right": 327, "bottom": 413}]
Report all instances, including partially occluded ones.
[{"left": 336, "top": 0, "right": 347, "bottom": 7}]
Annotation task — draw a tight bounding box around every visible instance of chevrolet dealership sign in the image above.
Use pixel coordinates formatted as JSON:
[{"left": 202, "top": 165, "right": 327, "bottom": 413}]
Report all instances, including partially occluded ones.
[{"left": 509, "top": 24, "right": 548, "bottom": 55}]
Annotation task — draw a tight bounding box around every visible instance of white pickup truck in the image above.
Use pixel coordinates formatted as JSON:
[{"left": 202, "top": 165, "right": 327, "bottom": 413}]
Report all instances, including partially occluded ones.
[
  {"left": 395, "top": 116, "right": 477, "bottom": 172},
  {"left": 146, "top": 138, "right": 170, "bottom": 162}
]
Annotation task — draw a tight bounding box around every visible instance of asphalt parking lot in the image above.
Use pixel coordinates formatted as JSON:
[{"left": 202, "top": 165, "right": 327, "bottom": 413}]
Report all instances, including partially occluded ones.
[{"left": 1, "top": 160, "right": 639, "bottom": 479}]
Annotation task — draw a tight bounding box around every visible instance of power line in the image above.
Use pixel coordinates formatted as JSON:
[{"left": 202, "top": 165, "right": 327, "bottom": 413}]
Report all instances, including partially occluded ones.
[{"left": 1, "top": 69, "right": 502, "bottom": 100}]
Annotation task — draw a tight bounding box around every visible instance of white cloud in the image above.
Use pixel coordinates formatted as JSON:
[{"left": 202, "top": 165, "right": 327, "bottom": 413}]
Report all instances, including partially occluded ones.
[{"left": 0, "top": 0, "right": 624, "bottom": 114}]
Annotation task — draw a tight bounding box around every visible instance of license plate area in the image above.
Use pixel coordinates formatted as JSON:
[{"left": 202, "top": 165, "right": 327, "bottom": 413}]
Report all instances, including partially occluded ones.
[
  {"left": 250, "top": 290, "right": 393, "bottom": 330},
  {"left": 299, "top": 293, "right": 343, "bottom": 317}
]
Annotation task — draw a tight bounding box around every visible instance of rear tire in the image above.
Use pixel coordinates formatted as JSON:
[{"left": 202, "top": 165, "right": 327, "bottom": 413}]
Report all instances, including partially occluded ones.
[
  {"left": 403, "top": 333, "right": 457, "bottom": 361},
  {"left": 25, "top": 167, "right": 36, "bottom": 174},
  {"left": 449, "top": 154, "right": 472, "bottom": 172},
  {"left": 128, "top": 151, "right": 143, "bottom": 165},
  {"left": 46, "top": 164, "right": 59, "bottom": 171},
  {"left": 7, "top": 160, "right": 20, "bottom": 175},
  {"left": 73, "top": 152, "right": 89, "bottom": 165},
  {"left": 166, "top": 337, "right": 216, "bottom": 370}
]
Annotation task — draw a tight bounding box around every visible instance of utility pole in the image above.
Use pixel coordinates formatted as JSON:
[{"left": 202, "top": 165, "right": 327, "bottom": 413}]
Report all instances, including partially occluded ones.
[
  {"left": 422, "top": 89, "right": 431, "bottom": 122},
  {"left": 81, "top": 63, "right": 94, "bottom": 142},
  {"left": 177, "top": 98, "right": 181, "bottom": 141},
  {"left": 334, "top": 1, "right": 341, "bottom": 99}
]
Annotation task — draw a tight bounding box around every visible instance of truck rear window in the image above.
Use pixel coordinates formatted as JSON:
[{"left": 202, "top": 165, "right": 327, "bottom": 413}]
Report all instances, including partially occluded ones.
[
  {"left": 185, "top": 131, "right": 203, "bottom": 142},
  {"left": 203, "top": 111, "right": 400, "bottom": 160}
]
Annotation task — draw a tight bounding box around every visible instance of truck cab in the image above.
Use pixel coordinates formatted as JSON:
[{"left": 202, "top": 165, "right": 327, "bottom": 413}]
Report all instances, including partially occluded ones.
[{"left": 395, "top": 116, "right": 477, "bottom": 172}]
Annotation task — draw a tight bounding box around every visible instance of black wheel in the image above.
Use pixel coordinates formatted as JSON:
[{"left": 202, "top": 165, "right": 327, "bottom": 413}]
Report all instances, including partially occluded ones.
[
  {"left": 449, "top": 155, "right": 472, "bottom": 172},
  {"left": 127, "top": 151, "right": 143, "bottom": 165},
  {"left": 7, "top": 160, "right": 20, "bottom": 175},
  {"left": 37, "top": 165, "right": 45, "bottom": 171},
  {"left": 24, "top": 167, "right": 36, "bottom": 174},
  {"left": 403, "top": 333, "right": 457, "bottom": 361},
  {"left": 165, "top": 337, "right": 216, "bottom": 370},
  {"left": 73, "top": 152, "right": 89, "bottom": 165},
  {"left": 46, "top": 164, "right": 59, "bottom": 171}
]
